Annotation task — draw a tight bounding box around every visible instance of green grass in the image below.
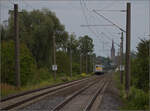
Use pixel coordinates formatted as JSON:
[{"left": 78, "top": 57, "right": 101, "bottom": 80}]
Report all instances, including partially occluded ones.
[
  {"left": 1, "top": 73, "right": 92, "bottom": 98},
  {"left": 113, "top": 72, "right": 149, "bottom": 110}
]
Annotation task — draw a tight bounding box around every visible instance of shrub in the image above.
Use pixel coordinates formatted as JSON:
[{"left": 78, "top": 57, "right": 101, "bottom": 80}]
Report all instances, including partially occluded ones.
[
  {"left": 131, "top": 39, "right": 149, "bottom": 92},
  {"left": 128, "top": 87, "right": 149, "bottom": 109},
  {"left": 81, "top": 73, "right": 87, "bottom": 77},
  {"left": 28, "top": 67, "right": 51, "bottom": 85},
  {"left": 72, "top": 62, "right": 80, "bottom": 74},
  {"left": 121, "top": 87, "right": 149, "bottom": 110},
  {"left": 1, "top": 40, "right": 36, "bottom": 86},
  {"left": 60, "top": 76, "right": 71, "bottom": 82},
  {"left": 56, "top": 51, "right": 70, "bottom": 74}
]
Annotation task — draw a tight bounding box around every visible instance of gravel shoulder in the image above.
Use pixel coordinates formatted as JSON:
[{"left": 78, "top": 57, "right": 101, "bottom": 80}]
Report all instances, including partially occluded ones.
[{"left": 99, "top": 78, "right": 123, "bottom": 111}]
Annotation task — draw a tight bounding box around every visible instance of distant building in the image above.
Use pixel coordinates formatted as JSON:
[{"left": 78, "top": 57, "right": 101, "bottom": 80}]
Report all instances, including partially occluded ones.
[{"left": 111, "top": 40, "right": 115, "bottom": 63}]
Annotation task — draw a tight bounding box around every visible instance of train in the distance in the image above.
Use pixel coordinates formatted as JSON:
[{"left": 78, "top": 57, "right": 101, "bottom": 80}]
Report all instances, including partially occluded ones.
[{"left": 94, "top": 64, "right": 104, "bottom": 75}]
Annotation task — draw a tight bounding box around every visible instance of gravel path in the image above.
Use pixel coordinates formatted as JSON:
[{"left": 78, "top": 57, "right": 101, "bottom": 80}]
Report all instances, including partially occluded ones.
[{"left": 99, "top": 79, "right": 123, "bottom": 111}]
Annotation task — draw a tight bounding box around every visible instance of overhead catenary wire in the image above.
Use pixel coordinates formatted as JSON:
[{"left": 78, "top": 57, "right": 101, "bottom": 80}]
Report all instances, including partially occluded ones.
[
  {"left": 80, "top": 0, "right": 121, "bottom": 57},
  {"left": 80, "top": 0, "right": 105, "bottom": 46},
  {"left": 101, "top": 32, "right": 120, "bottom": 47},
  {"left": 80, "top": 0, "right": 112, "bottom": 45},
  {"left": 95, "top": 9, "right": 126, "bottom": 12},
  {"left": 80, "top": 0, "right": 111, "bottom": 57},
  {"left": 82, "top": 2, "right": 122, "bottom": 39},
  {"left": 93, "top": 9, "right": 126, "bottom": 33},
  {"left": 80, "top": 0, "right": 121, "bottom": 46}
]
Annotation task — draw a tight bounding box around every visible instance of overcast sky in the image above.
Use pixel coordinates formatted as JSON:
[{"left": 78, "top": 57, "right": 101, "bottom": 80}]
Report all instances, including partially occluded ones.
[{"left": 1, "top": 0, "right": 150, "bottom": 57}]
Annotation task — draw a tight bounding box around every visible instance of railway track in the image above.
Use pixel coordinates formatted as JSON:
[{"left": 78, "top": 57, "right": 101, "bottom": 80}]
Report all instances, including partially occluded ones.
[
  {"left": 0, "top": 74, "right": 110, "bottom": 111},
  {"left": 0, "top": 75, "right": 99, "bottom": 110},
  {"left": 52, "top": 75, "right": 111, "bottom": 111}
]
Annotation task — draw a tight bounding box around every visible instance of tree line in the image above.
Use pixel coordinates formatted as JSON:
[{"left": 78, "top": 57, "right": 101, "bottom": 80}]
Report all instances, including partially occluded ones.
[
  {"left": 117, "top": 38, "right": 149, "bottom": 109},
  {"left": 130, "top": 39, "right": 149, "bottom": 92},
  {"left": 1, "top": 9, "right": 95, "bottom": 86}
]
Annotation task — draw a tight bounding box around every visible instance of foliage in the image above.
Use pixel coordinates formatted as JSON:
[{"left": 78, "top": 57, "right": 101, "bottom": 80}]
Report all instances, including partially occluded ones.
[
  {"left": 72, "top": 62, "right": 80, "bottom": 74},
  {"left": 28, "top": 67, "right": 52, "bottom": 85},
  {"left": 56, "top": 51, "right": 70, "bottom": 74},
  {"left": 60, "top": 76, "right": 71, "bottom": 82},
  {"left": 1, "top": 73, "right": 90, "bottom": 98},
  {"left": 120, "top": 86, "right": 149, "bottom": 110},
  {"left": 78, "top": 35, "right": 94, "bottom": 73},
  {"left": 114, "top": 39, "right": 149, "bottom": 110},
  {"left": 3, "top": 9, "right": 68, "bottom": 68},
  {"left": 81, "top": 73, "right": 88, "bottom": 77},
  {"left": 79, "top": 35, "right": 94, "bottom": 55},
  {"left": 114, "top": 72, "right": 149, "bottom": 110},
  {"left": 1, "top": 8, "right": 95, "bottom": 97},
  {"left": 1, "top": 40, "right": 36, "bottom": 86},
  {"left": 131, "top": 39, "right": 149, "bottom": 92},
  {"left": 125, "top": 87, "right": 149, "bottom": 110}
]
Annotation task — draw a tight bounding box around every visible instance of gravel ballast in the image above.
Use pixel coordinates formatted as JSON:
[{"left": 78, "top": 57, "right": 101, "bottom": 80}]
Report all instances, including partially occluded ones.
[{"left": 99, "top": 80, "right": 123, "bottom": 111}]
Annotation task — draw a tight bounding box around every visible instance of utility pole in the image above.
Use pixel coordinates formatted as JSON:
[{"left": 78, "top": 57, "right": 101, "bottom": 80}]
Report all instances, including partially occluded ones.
[
  {"left": 14, "top": 4, "right": 20, "bottom": 88},
  {"left": 70, "top": 39, "right": 72, "bottom": 77},
  {"left": 53, "top": 33, "right": 56, "bottom": 80},
  {"left": 90, "top": 55, "right": 93, "bottom": 73},
  {"left": 125, "top": 2, "right": 131, "bottom": 97},
  {"left": 103, "top": 41, "right": 104, "bottom": 52},
  {"left": 118, "top": 48, "right": 120, "bottom": 73},
  {"left": 93, "top": 55, "right": 95, "bottom": 73},
  {"left": 80, "top": 54, "right": 82, "bottom": 74},
  {"left": 120, "top": 32, "right": 123, "bottom": 84},
  {"left": 86, "top": 54, "right": 88, "bottom": 74}
]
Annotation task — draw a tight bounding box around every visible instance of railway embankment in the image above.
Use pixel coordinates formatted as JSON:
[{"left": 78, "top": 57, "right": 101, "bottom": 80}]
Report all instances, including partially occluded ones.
[
  {"left": 1, "top": 73, "right": 91, "bottom": 98},
  {"left": 112, "top": 72, "right": 149, "bottom": 110}
]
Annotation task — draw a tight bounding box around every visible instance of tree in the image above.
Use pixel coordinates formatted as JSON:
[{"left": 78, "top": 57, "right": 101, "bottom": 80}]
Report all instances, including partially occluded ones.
[
  {"left": 1, "top": 40, "right": 36, "bottom": 86},
  {"left": 4, "top": 9, "right": 68, "bottom": 68},
  {"left": 131, "top": 39, "right": 149, "bottom": 92},
  {"left": 56, "top": 51, "right": 70, "bottom": 75},
  {"left": 79, "top": 35, "right": 94, "bottom": 73},
  {"left": 79, "top": 35, "right": 94, "bottom": 55}
]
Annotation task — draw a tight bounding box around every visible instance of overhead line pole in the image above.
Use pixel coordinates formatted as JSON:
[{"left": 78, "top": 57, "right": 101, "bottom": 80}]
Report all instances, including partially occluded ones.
[
  {"left": 70, "top": 38, "right": 72, "bottom": 77},
  {"left": 14, "top": 4, "right": 20, "bottom": 88},
  {"left": 53, "top": 32, "right": 56, "bottom": 80},
  {"left": 80, "top": 53, "right": 82, "bottom": 74},
  {"left": 92, "top": 9, "right": 126, "bottom": 85},
  {"left": 86, "top": 54, "right": 88, "bottom": 74},
  {"left": 92, "top": 55, "right": 94, "bottom": 73},
  {"left": 125, "top": 2, "right": 131, "bottom": 97},
  {"left": 118, "top": 48, "right": 120, "bottom": 73},
  {"left": 120, "top": 32, "right": 124, "bottom": 84}
]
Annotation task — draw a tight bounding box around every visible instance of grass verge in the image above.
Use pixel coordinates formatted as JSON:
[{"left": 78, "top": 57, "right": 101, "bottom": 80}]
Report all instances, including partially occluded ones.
[
  {"left": 1, "top": 73, "right": 92, "bottom": 98},
  {"left": 113, "top": 71, "right": 149, "bottom": 110}
]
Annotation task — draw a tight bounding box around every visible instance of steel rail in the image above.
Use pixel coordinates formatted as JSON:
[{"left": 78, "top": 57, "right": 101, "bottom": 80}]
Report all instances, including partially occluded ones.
[
  {"left": 0, "top": 76, "right": 96, "bottom": 110},
  {"left": 84, "top": 80, "right": 106, "bottom": 111},
  {"left": 84, "top": 79, "right": 111, "bottom": 111},
  {"left": 52, "top": 77, "right": 103, "bottom": 111},
  {"left": 52, "top": 75, "right": 111, "bottom": 111},
  {"left": 1, "top": 76, "right": 91, "bottom": 102}
]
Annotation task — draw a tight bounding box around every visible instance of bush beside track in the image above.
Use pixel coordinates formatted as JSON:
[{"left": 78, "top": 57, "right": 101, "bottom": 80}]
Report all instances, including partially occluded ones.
[{"left": 113, "top": 72, "right": 149, "bottom": 110}]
